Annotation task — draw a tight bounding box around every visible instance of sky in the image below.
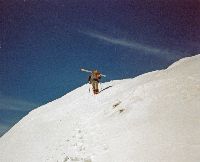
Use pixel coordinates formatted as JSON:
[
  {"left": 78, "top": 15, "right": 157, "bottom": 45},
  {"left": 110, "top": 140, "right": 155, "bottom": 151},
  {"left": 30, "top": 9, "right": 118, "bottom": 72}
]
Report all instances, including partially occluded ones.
[{"left": 0, "top": 0, "right": 200, "bottom": 136}]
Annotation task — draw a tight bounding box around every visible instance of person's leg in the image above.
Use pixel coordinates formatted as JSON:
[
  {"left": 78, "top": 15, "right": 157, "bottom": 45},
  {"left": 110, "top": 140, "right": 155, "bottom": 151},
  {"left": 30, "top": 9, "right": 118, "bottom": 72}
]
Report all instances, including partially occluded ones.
[
  {"left": 94, "top": 81, "right": 99, "bottom": 94},
  {"left": 92, "top": 81, "right": 96, "bottom": 94}
]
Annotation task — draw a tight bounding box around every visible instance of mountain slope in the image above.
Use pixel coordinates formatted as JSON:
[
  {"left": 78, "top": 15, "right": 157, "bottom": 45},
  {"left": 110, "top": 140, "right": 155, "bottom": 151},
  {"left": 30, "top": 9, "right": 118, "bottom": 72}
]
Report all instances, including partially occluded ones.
[{"left": 0, "top": 54, "right": 200, "bottom": 162}]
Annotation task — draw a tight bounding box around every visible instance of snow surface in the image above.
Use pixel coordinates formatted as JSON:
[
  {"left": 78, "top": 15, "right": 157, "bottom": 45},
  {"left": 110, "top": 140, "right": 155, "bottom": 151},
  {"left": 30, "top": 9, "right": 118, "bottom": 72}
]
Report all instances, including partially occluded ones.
[{"left": 0, "top": 54, "right": 200, "bottom": 162}]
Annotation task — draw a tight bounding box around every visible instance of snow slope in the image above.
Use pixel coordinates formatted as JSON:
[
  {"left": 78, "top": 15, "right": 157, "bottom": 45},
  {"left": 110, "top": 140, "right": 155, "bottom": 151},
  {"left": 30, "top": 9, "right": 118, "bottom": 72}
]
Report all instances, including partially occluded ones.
[{"left": 0, "top": 54, "right": 200, "bottom": 162}]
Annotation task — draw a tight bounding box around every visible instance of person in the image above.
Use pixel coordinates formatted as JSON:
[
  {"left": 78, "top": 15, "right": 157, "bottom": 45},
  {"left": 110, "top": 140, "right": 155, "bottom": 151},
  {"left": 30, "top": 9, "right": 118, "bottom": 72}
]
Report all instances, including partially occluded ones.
[{"left": 88, "top": 70, "right": 101, "bottom": 94}]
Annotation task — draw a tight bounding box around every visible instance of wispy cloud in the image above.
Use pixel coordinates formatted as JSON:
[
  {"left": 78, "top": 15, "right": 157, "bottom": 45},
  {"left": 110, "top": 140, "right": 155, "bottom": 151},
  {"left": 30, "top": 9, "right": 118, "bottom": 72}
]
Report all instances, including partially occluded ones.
[
  {"left": 0, "top": 123, "right": 10, "bottom": 137},
  {"left": 80, "top": 31, "right": 181, "bottom": 61},
  {"left": 0, "top": 94, "right": 37, "bottom": 111},
  {"left": 0, "top": 93, "right": 37, "bottom": 136}
]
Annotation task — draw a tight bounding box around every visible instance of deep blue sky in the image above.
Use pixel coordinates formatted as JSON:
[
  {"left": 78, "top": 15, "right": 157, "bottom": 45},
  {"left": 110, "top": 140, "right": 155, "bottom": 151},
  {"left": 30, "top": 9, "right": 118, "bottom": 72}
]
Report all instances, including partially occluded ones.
[{"left": 0, "top": 0, "right": 200, "bottom": 136}]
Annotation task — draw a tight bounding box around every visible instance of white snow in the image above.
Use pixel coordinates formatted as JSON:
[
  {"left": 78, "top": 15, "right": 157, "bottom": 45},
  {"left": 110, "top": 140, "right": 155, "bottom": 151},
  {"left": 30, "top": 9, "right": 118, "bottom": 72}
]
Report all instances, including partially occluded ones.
[{"left": 0, "top": 54, "right": 200, "bottom": 162}]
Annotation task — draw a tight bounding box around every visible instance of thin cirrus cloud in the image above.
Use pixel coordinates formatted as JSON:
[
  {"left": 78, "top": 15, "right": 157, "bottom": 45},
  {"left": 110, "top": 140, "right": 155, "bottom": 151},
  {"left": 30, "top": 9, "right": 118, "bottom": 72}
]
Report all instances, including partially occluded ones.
[
  {"left": 0, "top": 93, "right": 37, "bottom": 136},
  {"left": 80, "top": 31, "right": 181, "bottom": 61},
  {"left": 0, "top": 123, "right": 9, "bottom": 137},
  {"left": 0, "top": 94, "right": 37, "bottom": 111}
]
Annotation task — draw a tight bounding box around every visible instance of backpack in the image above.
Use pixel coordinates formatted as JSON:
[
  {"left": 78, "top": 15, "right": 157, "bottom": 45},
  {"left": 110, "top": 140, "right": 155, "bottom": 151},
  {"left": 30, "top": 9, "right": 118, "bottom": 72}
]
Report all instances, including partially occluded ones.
[{"left": 89, "top": 70, "right": 101, "bottom": 83}]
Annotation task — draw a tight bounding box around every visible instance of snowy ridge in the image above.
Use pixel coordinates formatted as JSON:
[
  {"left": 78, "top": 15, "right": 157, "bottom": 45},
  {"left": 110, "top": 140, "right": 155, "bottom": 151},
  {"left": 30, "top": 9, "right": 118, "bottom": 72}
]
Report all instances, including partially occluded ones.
[{"left": 0, "top": 54, "right": 200, "bottom": 162}]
